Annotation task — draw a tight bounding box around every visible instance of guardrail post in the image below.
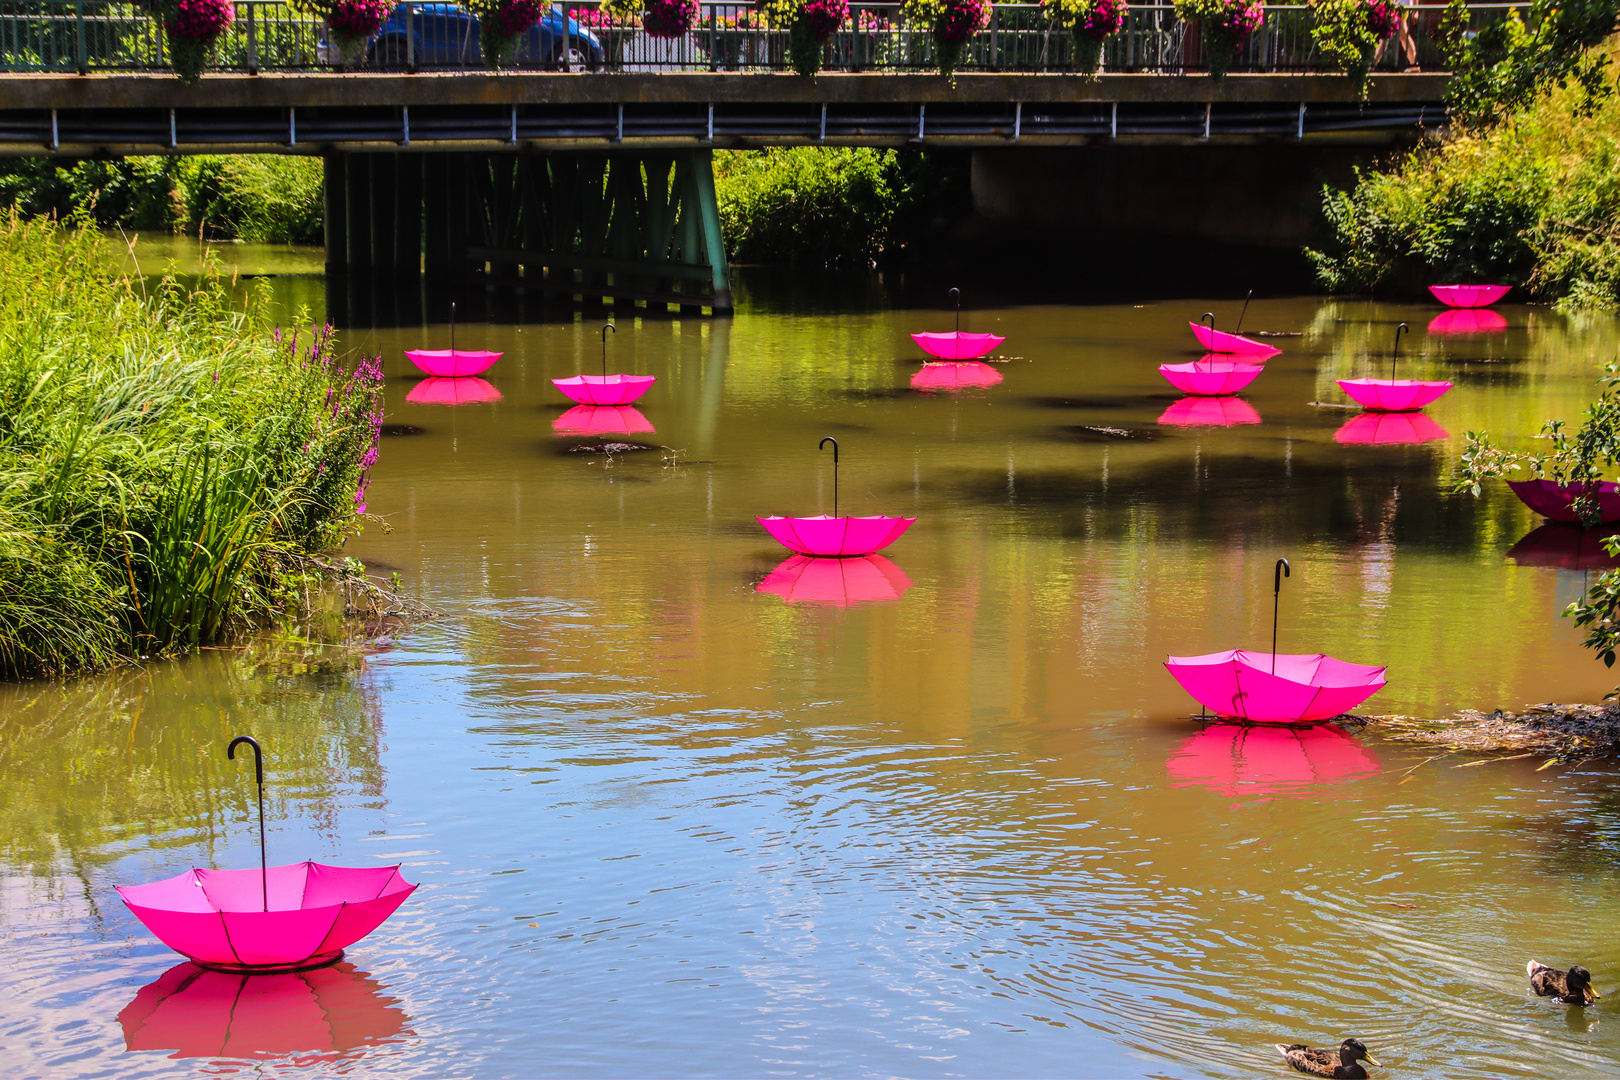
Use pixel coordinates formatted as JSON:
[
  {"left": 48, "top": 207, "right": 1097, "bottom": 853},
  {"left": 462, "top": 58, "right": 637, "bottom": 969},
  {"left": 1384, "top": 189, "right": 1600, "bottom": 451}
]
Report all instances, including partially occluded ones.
[
  {"left": 74, "top": 1, "right": 87, "bottom": 74},
  {"left": 407, "top": 2, "right": 417, "bottom": 72},
  {"left": 246, "top": 2, "right": 258, "bottom": 75}
]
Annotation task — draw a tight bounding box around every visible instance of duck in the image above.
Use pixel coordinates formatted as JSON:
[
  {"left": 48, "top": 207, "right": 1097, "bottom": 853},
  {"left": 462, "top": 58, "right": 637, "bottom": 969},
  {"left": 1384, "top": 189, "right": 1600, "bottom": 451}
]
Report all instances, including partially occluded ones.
[
  {"left": 1275, "top": 1038, "right": 1381, "bottom": 1078},
  {"left": 1528, "top": 960, "right": 1601, "bottom": 1005}
]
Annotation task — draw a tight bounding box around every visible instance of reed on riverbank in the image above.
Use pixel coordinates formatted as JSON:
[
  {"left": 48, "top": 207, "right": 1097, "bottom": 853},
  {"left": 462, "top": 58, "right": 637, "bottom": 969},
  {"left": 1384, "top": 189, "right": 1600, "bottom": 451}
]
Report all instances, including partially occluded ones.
[{"left": 0, "top": 215, "right": 383, "bottom": 680}]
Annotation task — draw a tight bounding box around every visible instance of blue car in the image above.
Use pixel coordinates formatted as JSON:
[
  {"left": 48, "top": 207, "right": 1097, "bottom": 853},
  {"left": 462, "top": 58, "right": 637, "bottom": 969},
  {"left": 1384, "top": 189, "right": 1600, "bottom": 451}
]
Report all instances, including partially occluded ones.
[{"left": 360, "top": 3, "right": 606, "bottom": 70}]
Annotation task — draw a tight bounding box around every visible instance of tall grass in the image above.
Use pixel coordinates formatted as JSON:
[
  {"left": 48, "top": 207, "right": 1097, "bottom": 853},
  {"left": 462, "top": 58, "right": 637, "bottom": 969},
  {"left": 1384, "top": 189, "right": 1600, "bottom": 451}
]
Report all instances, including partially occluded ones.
[{"left": 0, "top": 215, "right": 381, "bottom": 679}]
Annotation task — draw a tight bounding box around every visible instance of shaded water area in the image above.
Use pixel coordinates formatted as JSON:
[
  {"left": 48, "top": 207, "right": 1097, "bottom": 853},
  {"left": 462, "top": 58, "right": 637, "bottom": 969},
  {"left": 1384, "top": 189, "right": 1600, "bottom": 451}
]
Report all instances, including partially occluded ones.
[{"left": 4, "top": 240, "right": 1620, "bottom": 1077}]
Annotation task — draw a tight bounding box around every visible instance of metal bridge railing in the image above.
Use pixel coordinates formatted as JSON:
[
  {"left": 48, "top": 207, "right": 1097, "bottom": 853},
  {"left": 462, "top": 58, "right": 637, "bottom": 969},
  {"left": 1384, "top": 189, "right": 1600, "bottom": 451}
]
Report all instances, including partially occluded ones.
[{"left": 0, "top": 1, "right": 1502, "bottom": 75}]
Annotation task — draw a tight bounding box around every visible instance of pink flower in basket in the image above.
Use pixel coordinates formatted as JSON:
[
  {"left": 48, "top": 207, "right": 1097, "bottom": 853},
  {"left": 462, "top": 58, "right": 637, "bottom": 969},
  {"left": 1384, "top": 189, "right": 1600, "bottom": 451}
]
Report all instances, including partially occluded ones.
[
  {"left": 328, "top": 0, "right": 391, "bottom": 38},
  {"left": 166, "top": 0, "right": 233, "bottom": 40},
  {"left": 937, "top": 0, "right": 990, "bottom": 44},
  {"left": 643, "top": 0, "right": 699, "bottom": 36}
]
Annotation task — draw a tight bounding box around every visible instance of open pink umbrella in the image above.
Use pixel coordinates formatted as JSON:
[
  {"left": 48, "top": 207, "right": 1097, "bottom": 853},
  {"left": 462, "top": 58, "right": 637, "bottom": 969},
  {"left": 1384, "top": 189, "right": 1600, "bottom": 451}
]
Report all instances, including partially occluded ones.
[
  {"left": 405, "top": 376, "right": 502, "bottom": 406},
  {"left": 404, "top": 302, "right": 502, "bottom": 378},
  {"left": 1190, "top": 296, "right": 1281, "bottom": 356},
  {"left": 756, "top": 554, "right": 912, "bottom": 606},
  {"left": 1507, "top": 479, "right": 1620, "bottom": 524},
  {"left": 1334, "top": 411, "right": 1449, "bottom": 445},
  {"left": 1337, "top": 323, "right": 1452, "bottom": 412},
  {"left": 116, "top": 738, "right": 416, "bottom": 973},
  {"left": 553, "top": 322, "right": 655, "bottom": 406},
  {"left": 1157, "top": 397, "right": 1263, "bottom": 427},
  {"left": 911, "top": 287, "right": 1005, "bottom": 360},
  {"left": 1166, "top": 723, "right": 1379, "bottom": 799},
  {"left": 910, "top": 360, "right": 1004, "bottom": 390},
  {"left": 1506, "top": 524, "right": 1620, "bottom": 570},
  {"left": 756, "top": 437, "right": 916, "bottom": 557},
  {"left": 1428, "top": 308, "right": 1509, "bottom": 336},
  {"left": 1430, "top": 284, "right": 1511, "bottom": 308},
  {"left": 1164, "top": 559, "right": 1388, "bottom": 723},
  {"left": 1158, "top": 359, "right": 1264, "bottom": 396},
  {"left": 119, "top": 960, "right": 410, "bottom": 1060},
  {"left": 552, "top": 405, "right": 655, "bottom": 436}
]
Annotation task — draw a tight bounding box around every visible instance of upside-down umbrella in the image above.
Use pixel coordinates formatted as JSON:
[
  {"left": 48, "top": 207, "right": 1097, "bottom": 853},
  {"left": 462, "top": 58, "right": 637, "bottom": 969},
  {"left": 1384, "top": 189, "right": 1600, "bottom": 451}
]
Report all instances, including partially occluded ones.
[
  {"left": 1506, "top": 524, "right": 1620, "bottom": 570},
  {"left": 1430, "top": 283, "right": 1512, "bottom": 308},
  {"left": 552, "top": 405, "right": 655, "bottom": 436},
  {"left": 1166, "top": 722, "right": 1379, "bottom": 799},
  {"left": 405, "top": 376, "right": 502, "bottom": 406},
  {"left": 405, "top": 302, "right": 502, "bottom": 377},
  {"left": 1428, "top": 308, "right": 1509, "bottom": 336},
  {"left": 1189, "top": 296, "right": 1281, "bottom": 356},
  {"left": 756, "top": 554, "right": 912, "bottom": 606},
  {"left": 119, "top": 960, "right": 411, "bottom": 1060},
  {"left": 1164, "top": 559, "right": 1388, "bottom": 724},
  {"left": 116, "top": 737, "right": 416, "bottom": 973},
  {"left": 553, "top": 322, "right": 656, "bottom": 406},
  {"left": 1337, "top": 322, "right": 1452, "bottom": 412},
  {"left": 910, "top": 360, "right": 1004, "bottom": 391},
  {"left": 1334, "top": 411, "right": 1449, "bottom": 445},
  {"left": 1507, "top": 479, "right": 1620, "bottom": 524},
  {"left": 756, "top": 437, "right": 916, "bottom": 557},
  {"left": 911, "top": 288, "right": 1005, "bottom": 360},
  {"left": 1158, "top": 358, "right": 1265, "bottom": 396},
  {"left": 1157, "top": 397, "right": 1262, "bottom": 427}
]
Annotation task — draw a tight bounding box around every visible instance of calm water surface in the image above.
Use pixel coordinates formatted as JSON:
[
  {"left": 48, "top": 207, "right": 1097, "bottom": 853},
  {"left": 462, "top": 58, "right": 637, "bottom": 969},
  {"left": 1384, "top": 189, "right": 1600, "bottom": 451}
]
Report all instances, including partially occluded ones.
[{"left": 4, "top": 244, "right": 1620, "bottom": 1077}]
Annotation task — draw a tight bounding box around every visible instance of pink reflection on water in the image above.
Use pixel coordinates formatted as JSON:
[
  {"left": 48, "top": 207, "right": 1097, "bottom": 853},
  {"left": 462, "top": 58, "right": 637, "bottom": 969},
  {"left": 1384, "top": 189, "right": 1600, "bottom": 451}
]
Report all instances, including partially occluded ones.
[
  {"left": 1506, "top": 524, "right": 1620, "bottom": 570},
  {"left": 1334, "top": 411, "right": 1449, "bottom": 445},
  {"left": 1157, "top": 397, "right": 1262, "bottom": 427},
  {"left": 910, "top": 361, "right": 1004, "bottom": 391},
  {"left": 552, "top": 405, "right": 655, "bottom": 436},
  {"left": 1167, "top": 722, "right": 1379, "bottom": 799},
  {"left": 1428, "top": 308, "right": 1509, "bottom": 336},
  {"left": 756, "top": 554, "right": 913, "bottom": 607},
  {"left": 406, "top": 377, "right": 502, "bottom": 406}
]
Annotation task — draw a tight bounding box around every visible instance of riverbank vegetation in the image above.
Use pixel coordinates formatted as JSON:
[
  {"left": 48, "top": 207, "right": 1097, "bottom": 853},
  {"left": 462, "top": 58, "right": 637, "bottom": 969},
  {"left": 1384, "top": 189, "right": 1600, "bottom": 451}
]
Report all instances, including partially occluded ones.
[
  {"left": 0, "top": 215, "right": 383, "bottom": 680},
  {"left": 0, "top": 154, "right": 323, "bottom": 244}
]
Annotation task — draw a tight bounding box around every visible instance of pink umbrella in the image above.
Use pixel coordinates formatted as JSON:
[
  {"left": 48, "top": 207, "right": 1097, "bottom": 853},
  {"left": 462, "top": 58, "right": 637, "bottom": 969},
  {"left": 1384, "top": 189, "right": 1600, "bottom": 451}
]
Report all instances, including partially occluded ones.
[
  {"left": 116, "top": 738, "right": 416, "bottom": 973},
  {"left": 405, "top": 376, "right": 502, "bottom": 406},
  {"left": 1507, "top": 479, "right": 1620, "bottom": 524},
  {"left": 756, "top": 437, "right": 916, "bottom": 557},
  {"left": 1337, "top": 323, "right": 1452, "bottom": 412},
  {"left": 1430, "top": 284, "right": 1512, "bottom": 308},
  {"left": 552, "top": 405, "right": 655, "bottom": 435},
  {"left": 119, "top": 960, "right": 410, "bottom": 1060},
  {"left": 1506, "top": 524, "right": 1620, "bottom": 570},
  {"left": 404, "top": 302, "right": 502, "bottom": 377},
  {"left": 910, "top": 360, "right": 1004, "bottom": 390},
  {"left": 1166, "top": 722, "right": 1379, "bottom": 799},
  {"left": 553, "top": 322, "right": 655, "bottom": 406},
  {"left": 911, "top": 286, "right": 1005, "bottom": 360},
  {"left": 756, "top": 554, "right": 912, "bottom": 606},
  {"left": 1190, "top": 297, "right": 1281, "bottom": 356},
  {"left": 1164, "top": 559, "right": 1388, "bottom": 723},
  {"left": 1157, "top": 359, "right": 1265, "bottom": 396},
  {"left": 1428, "top": 308, "right": 1509, "bottom": 336},
  {"left": 1157, "top": 397, "right": 1263, "bottom": 427},
  {"left": 1334, "top": 411, "right": 1449, "bottom": 445}
]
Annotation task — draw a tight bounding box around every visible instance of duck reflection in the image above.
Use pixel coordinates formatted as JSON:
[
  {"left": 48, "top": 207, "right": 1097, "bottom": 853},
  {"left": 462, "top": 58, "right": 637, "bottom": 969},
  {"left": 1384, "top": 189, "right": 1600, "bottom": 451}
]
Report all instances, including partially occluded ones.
[
  {"left": 1506, "top": 524, "right": 1620, "bottom": 571},
  {"left": 1166, "top": 723, "right": 1379, "bottom": 799},
  {"left": 756, "top": 555, "right": 912, "bottom": 607},
  {"left": 119, "top": 960, "right": 412, "bottom": 1062}
]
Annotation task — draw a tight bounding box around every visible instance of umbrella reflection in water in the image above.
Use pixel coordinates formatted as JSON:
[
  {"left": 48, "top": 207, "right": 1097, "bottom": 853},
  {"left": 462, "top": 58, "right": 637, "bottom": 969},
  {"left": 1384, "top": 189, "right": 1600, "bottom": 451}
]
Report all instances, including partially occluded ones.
[
  {"left": 1157, "top": 397, "right": 1262, "bottom": 427},
  {"left": 552, "top": 405, "right": 655, "bottom": 436},
  {"left": 756, "top": 554, "right": 912, "bottom": 607},
  {"left": 1428, "top": 308, "right": 1509, "bottom": 336},
  {"left": 1167, "top": 722, "right": 1379, "bottom": 799},
  {"left": 119, "top": 960, "right": 411, "bottom": 1061},
  {"left": 1334, "top": 411, "right": 1449, "bottom": 445},
  {"left": 1506, "top": 524, "right": 1620, "bottom": 571},
  {"left": 405, "top": 377, "right": 502, "bottom": 407},
  {"left": 910, "top": 361, "right": 1003, "bottom": 391}
]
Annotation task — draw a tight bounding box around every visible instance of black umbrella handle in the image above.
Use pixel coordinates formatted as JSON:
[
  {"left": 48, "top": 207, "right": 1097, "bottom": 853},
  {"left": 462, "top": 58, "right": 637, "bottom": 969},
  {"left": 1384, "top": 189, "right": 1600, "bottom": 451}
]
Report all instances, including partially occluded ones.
[
  {"left": 1391, "top": 322, "right": 1408, "bottom": 382},
  {"left": 820, "top": 436, "right": 839, "bottom": 518},
  {"left": 449, "top": 301, "right": 456, "bottom": 357},
  {"left": 227, "top": 736, "right": 267, "bottom": 912},
  {"left": 1272, "top": 558, "right": 1290, "bottom": 675},
  {"left": 601, "top": 322, "right": 616, "bottom": 378},
  {"left": 1201, "top": 311, "right": 1216, "bottom": 339},
  {"left": 949, "top": 287, "right": 960, "bottom": 337}
]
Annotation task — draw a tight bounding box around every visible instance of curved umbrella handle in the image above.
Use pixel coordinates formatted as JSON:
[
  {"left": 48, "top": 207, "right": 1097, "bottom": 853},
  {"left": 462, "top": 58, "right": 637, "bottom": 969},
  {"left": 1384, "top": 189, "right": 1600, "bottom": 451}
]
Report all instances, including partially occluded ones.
[
  {"left": 1235, "top": 289, "right": 1253, "bottom": 335},
  {"left": 601, "top": 322, "right": 616, "bottom": 378},
  {"left": 1272, "top": 558, "right": 1290, "bottom": 675},
  {"left": 227, "top": 736, "right": 268, "bottom": 912},
  {"left": 1201, "top": 311, "right": 1216, "bottom": 337},
  {"left": 1392, "top": 321, "right": 1408, "bottom": 382},
  {"left": 949, "top": 287, "right": 961, "bottom": 337},
  {"left": 820, "top": 436, "right": 839, "bottom": 518}
]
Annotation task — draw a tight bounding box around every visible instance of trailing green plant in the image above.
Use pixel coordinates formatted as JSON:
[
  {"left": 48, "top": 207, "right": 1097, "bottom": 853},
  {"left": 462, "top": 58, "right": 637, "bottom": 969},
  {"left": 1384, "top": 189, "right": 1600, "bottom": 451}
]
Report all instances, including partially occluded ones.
[
  {"left": 1309, "top": 0, "right": 1404, "bottom": 97},
  {"left": 1441, "top": 0, "right": 1620, "bottom": 129},
  {"left": 1041, "top": 0, "right": 1128, "bottom": 74},
  {"left": 902, "top": 0, "right": 991, "bottom": 81},
  {"left": 1173, "top": 0, "right": 1264, "bottom": 79}
]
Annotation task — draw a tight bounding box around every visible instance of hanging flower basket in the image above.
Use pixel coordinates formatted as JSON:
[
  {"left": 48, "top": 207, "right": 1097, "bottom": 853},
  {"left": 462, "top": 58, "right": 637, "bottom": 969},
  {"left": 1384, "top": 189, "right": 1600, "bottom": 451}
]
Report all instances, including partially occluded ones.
[
  {"left": 903, "top": 0, "right": 991, "bottom": 81},
  {"left": 643, "top": 0, "right": 699, "bottom": 37},
  {"left": 1041, "top": 0, "right": 1127, "bottom": 74},
  {"left": 1175, "top": 0, "right": 1263, "bottom": 79},
  {"left": 464, "top": 0, "right": 544, "bottom": 67},
  {"left": 149, "top": 0, "right": 234, "bottom": 83},
  {"left": 324, "top": 0, "right": 392, "bottom": 65},
  {"left": 1309, "top": 0, "right": 1404, "bottom": 95},
  {"left": 788, "top": 0, "right": 849, "bottom": 77}
]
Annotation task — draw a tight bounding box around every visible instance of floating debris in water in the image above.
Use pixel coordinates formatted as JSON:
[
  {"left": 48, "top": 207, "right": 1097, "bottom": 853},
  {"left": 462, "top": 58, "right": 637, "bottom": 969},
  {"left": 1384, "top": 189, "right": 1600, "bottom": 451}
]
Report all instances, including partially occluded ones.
[{"left": 1361, "top": 703, "right": 1620, "bottom": 764}]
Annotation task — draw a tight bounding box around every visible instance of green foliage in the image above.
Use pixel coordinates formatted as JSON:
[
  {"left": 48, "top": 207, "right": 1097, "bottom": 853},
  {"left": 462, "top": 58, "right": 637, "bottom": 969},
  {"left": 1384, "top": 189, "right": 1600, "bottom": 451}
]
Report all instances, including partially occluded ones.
[
  {"left": 715, "top": 148, "right": 901, "bottom": 267},
  {"left": 0, "top": 216, "right": 382, "bottom": 679},
  {"left": 1310, "top": 0, "right": 1396, "bottom": 97},
  {"left": 1444, "top": 0, "right": 1620, "bottom": 128}
]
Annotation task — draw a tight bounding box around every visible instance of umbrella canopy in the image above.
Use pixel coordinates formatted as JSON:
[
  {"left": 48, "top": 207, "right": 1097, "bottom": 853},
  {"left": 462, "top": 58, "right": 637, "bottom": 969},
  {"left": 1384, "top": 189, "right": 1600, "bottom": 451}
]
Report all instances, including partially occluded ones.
[
  {"left": 117, "top": 862, "right": 416, "bottom": 973},
  {"left": 552, "top": 373, "right": 656, "bottom": 406},
  {"left": 405, "top": 376, "right": 502, "bottom": 406},
  {"left": 910, "top": 360, "right": 1003, "bottom": 390},
  {"left": 118, "top": 960, "right": 410, "bottom": 1060},
  {"left": 1334, "top": 411, "right": 1449, "bottom": 445},
  {"left": 757, "top": 515, "right": 915, "bottom": 558},
  {"left": 552, "top": 405, "right": 655, "bottom": 435},
  {"left": 1158, "top": 359, "right": 1264, "bottom": 396},
  {"left": 1337, "top": 378, "right": 1453, "bottom": 412},
  {"left": 1157, "top": 397, "right": 1262, "bottom": 427},
  {"left": 1164, "top": 649, "right": 1388, "bottom": 724},
  {"left": 1166, "top": 722, "right": 1379, "bottom": 799},
  {"left": 756, "top": 554, "right": 912, "bottom": 606},
  {"left": 1188, "top": 322, "right": 1280, "bottom": 357},
  {"left": 1428, "top": 308, "right": 1509, "bottom": 335},
  {"left": 1506, "top": 524, "right": 1620, "bottom": 570},
  {"left": 1507, "top": 479, "right": 1620, "bottom": 524},
  {"left": 1429, "top": 283, "right": 1512, "bottom": 308},
  {"left": 910, "top": 332, "right": 1006, "bottom": 360},
  {"left": 403, "top": 349, "right": 502, "bottom": 378}
]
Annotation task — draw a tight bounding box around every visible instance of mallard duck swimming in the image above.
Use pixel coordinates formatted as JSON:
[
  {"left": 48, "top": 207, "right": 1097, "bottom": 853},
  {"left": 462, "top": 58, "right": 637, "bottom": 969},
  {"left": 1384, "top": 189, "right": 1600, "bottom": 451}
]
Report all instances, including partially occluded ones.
[
  {"left": 1528, "top": 960, "right": 1600, "bottom": 1005},
  {"left": 1275, "top": 1038, "right": 1381, "bottom": 1078}
]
